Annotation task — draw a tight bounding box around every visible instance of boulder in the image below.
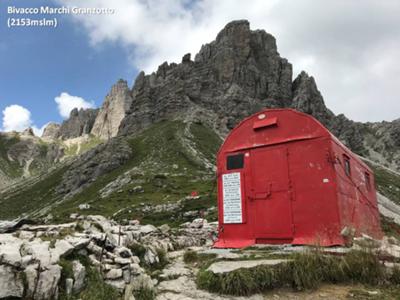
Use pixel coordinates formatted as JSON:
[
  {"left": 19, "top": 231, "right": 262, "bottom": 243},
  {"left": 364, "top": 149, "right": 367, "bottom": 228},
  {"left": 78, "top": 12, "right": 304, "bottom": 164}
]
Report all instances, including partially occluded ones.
[
  {"left": 21, "top": 239, "right": 51, "bottom": 266},
  {"left": 25, "top": 264, "right": 62, "bottom": 300},
  {"left": 139, "top": 224, "right": 157, "bottom": 235},
  {"left": 144, "top": 248, "right": 159, "bottom": 265},
  {"left": 0, "top": 234, "right": 23, "bottom": 266},
  {"left": 49, "top": 239, "right": 74, "bottom": 264},
  {"left": 159, "top": 224, "right": 170, "bottom": 234},
  {"left": 0, "top": 265, "right": 24, "bottom": 298},
  {"left": 115, "top": 257, "right": 131, "bottom": 265},
  {"left": 105, "top": 268, "right": 123, "bottom": 279}
]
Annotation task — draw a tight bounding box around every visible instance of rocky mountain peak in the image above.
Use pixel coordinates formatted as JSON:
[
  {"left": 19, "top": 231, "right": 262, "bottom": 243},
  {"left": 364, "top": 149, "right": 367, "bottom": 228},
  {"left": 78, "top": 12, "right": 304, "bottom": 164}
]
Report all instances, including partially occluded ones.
[
  {"left": 41, "top": 122, "right": 61, "bottom": 140},
  {"left": 21, "top": 128, "right": 35, "bottom": 137},
  {"left": 119, "top": 19, "right": 294, "bottom": 136},
  {"left": 90, "top": 79, "right": 133, "bottom": 140},
  {"left": 291, "top": 71, "right": 334, "bottom": 124},
  {"left": 58, "top": 108, "right": 98, "bottom": 140}
]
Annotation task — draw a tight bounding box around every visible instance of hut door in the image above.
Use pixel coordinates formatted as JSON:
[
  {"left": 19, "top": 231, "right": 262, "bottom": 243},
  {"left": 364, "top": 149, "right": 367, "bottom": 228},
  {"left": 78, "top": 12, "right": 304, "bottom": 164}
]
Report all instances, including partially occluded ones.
[{"left": 250, "top": 146, "right": 293, "bottom": 239}]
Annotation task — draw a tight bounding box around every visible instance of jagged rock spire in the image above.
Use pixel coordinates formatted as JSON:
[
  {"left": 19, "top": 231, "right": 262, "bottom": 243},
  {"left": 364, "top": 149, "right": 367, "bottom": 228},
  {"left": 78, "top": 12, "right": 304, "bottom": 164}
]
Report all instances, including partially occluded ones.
[{"left": 91, "top": 79, "right": 133, "bottom": 140}]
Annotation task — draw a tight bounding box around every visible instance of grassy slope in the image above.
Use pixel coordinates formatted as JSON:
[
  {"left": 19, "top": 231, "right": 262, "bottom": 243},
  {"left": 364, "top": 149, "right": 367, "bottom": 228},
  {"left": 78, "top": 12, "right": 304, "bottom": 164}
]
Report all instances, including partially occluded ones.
[
  {"left": 368, "top": 163, "right": 400, "bottom": 205},
  {"left": 0, "top": 120, "right": 222, "bottom": 223},
  {"left": 2, "top": 120, "right": 399, "bottom": 230},
  {"left": 64, "top": 135, "right": 103, "bottom": 157},
  {"left": 0, "top": 166, "right": 68, "bottom": 219},
  {"left": 0, "top": 134, "right": 24, "bottom": 178},
  {"left": 364, "top": 161, "right": 400, "bottom": 238},
  {"left": 51, "top": 120, "right": 221, "bottom": 223}
]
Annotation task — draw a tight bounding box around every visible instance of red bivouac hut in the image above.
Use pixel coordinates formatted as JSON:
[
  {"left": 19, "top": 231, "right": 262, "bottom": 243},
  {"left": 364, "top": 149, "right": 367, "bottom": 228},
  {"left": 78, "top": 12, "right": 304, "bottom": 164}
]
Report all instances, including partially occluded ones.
[{"left": 214, "top": 109, "right": 383, "bottom": 248}]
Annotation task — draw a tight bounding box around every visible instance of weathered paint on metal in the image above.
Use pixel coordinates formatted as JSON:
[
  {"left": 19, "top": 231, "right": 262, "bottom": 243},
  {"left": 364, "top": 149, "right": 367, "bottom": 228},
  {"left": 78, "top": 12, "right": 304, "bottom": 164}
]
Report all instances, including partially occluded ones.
[{"left": 214, "top": 109, "right": 383, "bottom": 248}]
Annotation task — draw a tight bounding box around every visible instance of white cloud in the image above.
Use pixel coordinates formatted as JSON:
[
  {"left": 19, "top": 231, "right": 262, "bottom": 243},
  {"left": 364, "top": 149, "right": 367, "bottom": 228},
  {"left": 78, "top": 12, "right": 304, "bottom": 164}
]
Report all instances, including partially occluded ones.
[
  {"left": 56, "top": 0, "right": 400, "bottom": 122},
  {"left": 1, "top": 104, "right": 48, "bottom": 136},
  {"left": 2, "top": 105, "right": 33, "bottom": 132},
  {"left": 54, "top": 92, "right": 95, "bottom": 119}
]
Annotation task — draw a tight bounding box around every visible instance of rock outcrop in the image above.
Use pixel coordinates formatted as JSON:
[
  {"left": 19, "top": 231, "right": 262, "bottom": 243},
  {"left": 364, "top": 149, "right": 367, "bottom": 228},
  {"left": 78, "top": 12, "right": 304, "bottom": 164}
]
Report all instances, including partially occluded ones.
[
  {"left": 0, "top": 216, "right": 217, "bottom": 299},
  {"left": 291, "top": 71, "right": 334, "bottom": 125},
  {"left": 21, "top": 128, "right": 35, "bottom": 137},
  {"left": 120, "top": 20, "right": 294, "bottom": 136},
  {"left": 41, "top": 123, "right": 61, "bottom": 140},
  {"left": 58, "top": 108, "right": 99, "bottom": 140},
  {"left": 91, "top": 79, "right": 133, "bottom": 140},
  {"left": 56, "top": 137, "right": 133, "bottom": 197}
]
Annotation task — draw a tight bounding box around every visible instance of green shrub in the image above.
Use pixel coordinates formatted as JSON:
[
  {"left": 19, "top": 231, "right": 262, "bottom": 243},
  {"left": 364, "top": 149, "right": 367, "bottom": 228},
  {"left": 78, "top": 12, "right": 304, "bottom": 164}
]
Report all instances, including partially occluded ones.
[
  {"left": 196, "top": 249, "right": 394, "bottom": 296},
  {"left": 220, "top": 268, "right": 257, "bottom": 296},
  {"left": 196, "top": 270, "right": 221, "bottom": 293},
  {"left": 134, "top": 287, "right": 156, "bottom": 300},
  {"left": 59, "top": 259, "right": 73, "bottom": 281},
  {"left": 183, "top": 250, "right": 198, "bottom": 264},
  {"left": 128, "top": 243, "right": 146, "bottom": 260},
  {"left": 252, "top": 265, "right": 279, "bottom": 290},
  {"left": 79, "top": 267, "right": 119, "bottom": 300},
  {"left": 341, "top": 250, "right": 385, "bottom": 285},
  {"left": 154, "top": 248, "right": 169, "bottom": 270},
  {"left": 390, "top": 266, "right": 400, "bottom": 285}
]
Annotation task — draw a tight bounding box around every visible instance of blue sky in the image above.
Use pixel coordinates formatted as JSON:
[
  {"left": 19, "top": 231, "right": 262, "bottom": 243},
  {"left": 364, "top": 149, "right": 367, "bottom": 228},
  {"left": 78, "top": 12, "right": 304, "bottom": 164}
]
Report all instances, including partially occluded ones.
[
  {"left": 1, "top": 0, "right": 399, "bottom": 134},
  {"left": 0, "top": 0, "right": 138, "bottom": 132}
]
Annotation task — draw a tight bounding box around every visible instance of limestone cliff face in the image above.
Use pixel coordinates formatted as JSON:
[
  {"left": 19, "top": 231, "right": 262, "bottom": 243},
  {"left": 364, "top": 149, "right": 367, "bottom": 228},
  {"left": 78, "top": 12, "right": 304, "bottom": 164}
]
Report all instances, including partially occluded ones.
[
  {"left": 58, "top": 108, "right": 98, "bottom": 140},
  {"left": 91, "top": 80, "right": 133, "bottom": 140},
  {"left": 115, "top": 19, "right": 398, "bottom": 169},
  {"left": 119, "top": 20, "right": 293, "bottom": 136}
]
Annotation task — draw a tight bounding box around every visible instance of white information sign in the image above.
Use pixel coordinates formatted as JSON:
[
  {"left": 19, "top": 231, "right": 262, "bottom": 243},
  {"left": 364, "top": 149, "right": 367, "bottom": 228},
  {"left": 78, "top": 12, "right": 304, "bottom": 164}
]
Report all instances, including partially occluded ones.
[{"left": 222, "top": 172, "right": 243, "bottom": 224}]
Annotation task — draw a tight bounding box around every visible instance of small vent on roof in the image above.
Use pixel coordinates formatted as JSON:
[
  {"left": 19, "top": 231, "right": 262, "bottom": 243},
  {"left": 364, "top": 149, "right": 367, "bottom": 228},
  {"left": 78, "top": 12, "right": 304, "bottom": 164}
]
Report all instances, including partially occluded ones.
[{"left": 253, "top": 117, "right": 278, "bottom": 130}]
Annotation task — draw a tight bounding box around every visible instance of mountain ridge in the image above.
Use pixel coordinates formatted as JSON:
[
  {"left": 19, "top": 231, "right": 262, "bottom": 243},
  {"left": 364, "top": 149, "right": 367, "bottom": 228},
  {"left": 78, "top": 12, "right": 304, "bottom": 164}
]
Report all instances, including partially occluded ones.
[{"left": 0, "top": 20, "right": 399, "bottom": 221}]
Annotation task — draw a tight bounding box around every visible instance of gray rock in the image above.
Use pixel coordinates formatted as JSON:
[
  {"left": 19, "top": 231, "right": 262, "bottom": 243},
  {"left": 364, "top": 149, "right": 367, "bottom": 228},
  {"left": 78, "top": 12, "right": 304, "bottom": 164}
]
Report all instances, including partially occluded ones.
[
  {"left": 65, "top": 278, "right": 74, "bottom": 295},
  {"left": 0, "top": 265, "right": 24, "bottom": 299},
  {"left": 72, "top": 260, "right": 86, "bottom": 293},
  {"left": 0, "top": 234, "right": 23, "bottom": 266},
  {"left": 105, "top": 268, "right": 123, "bottom": 279},
  {"left": 105, "top": 279, "right": 126, "bottom": 292},
  {"left": 25, "top": 264, "right": 62, "bottom": 300},
  {"left": 21, "top": 239, "right": 52, "bottom": 266},
  {"left": 79, "top": 203, "right": 91, "bottom": 210},
  {"left": 21, "top": 127, "right": 35, "bottom": 137},
  {"left": 49, "top": 239, "right": 74, "bottom": 264},
  {"left": 41, "top": 122, "right": 61, "bottom": 140},
  {"left": 123, "top": 267, "right": 131, "bottom": 283},
  {"left": 144, "top": 248, "right": 159, "bottom": 265},
  {"left": 58, "top": 107, "right": 99, "bottom": 140},
  {"left": 114, "top": 257, "right": 131, "bottom": 265},
  {"left": 159, "top": 224, "right": 170, "bottom": 234},
  {"left": 207, "top": 259, "right": 289, "bottom": 274},
  {"left": 139, "top": 224, "right": 157, "bottom": 235},
  {"left": 55, "top": 137, "right": 133, "bottom": 197}
]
